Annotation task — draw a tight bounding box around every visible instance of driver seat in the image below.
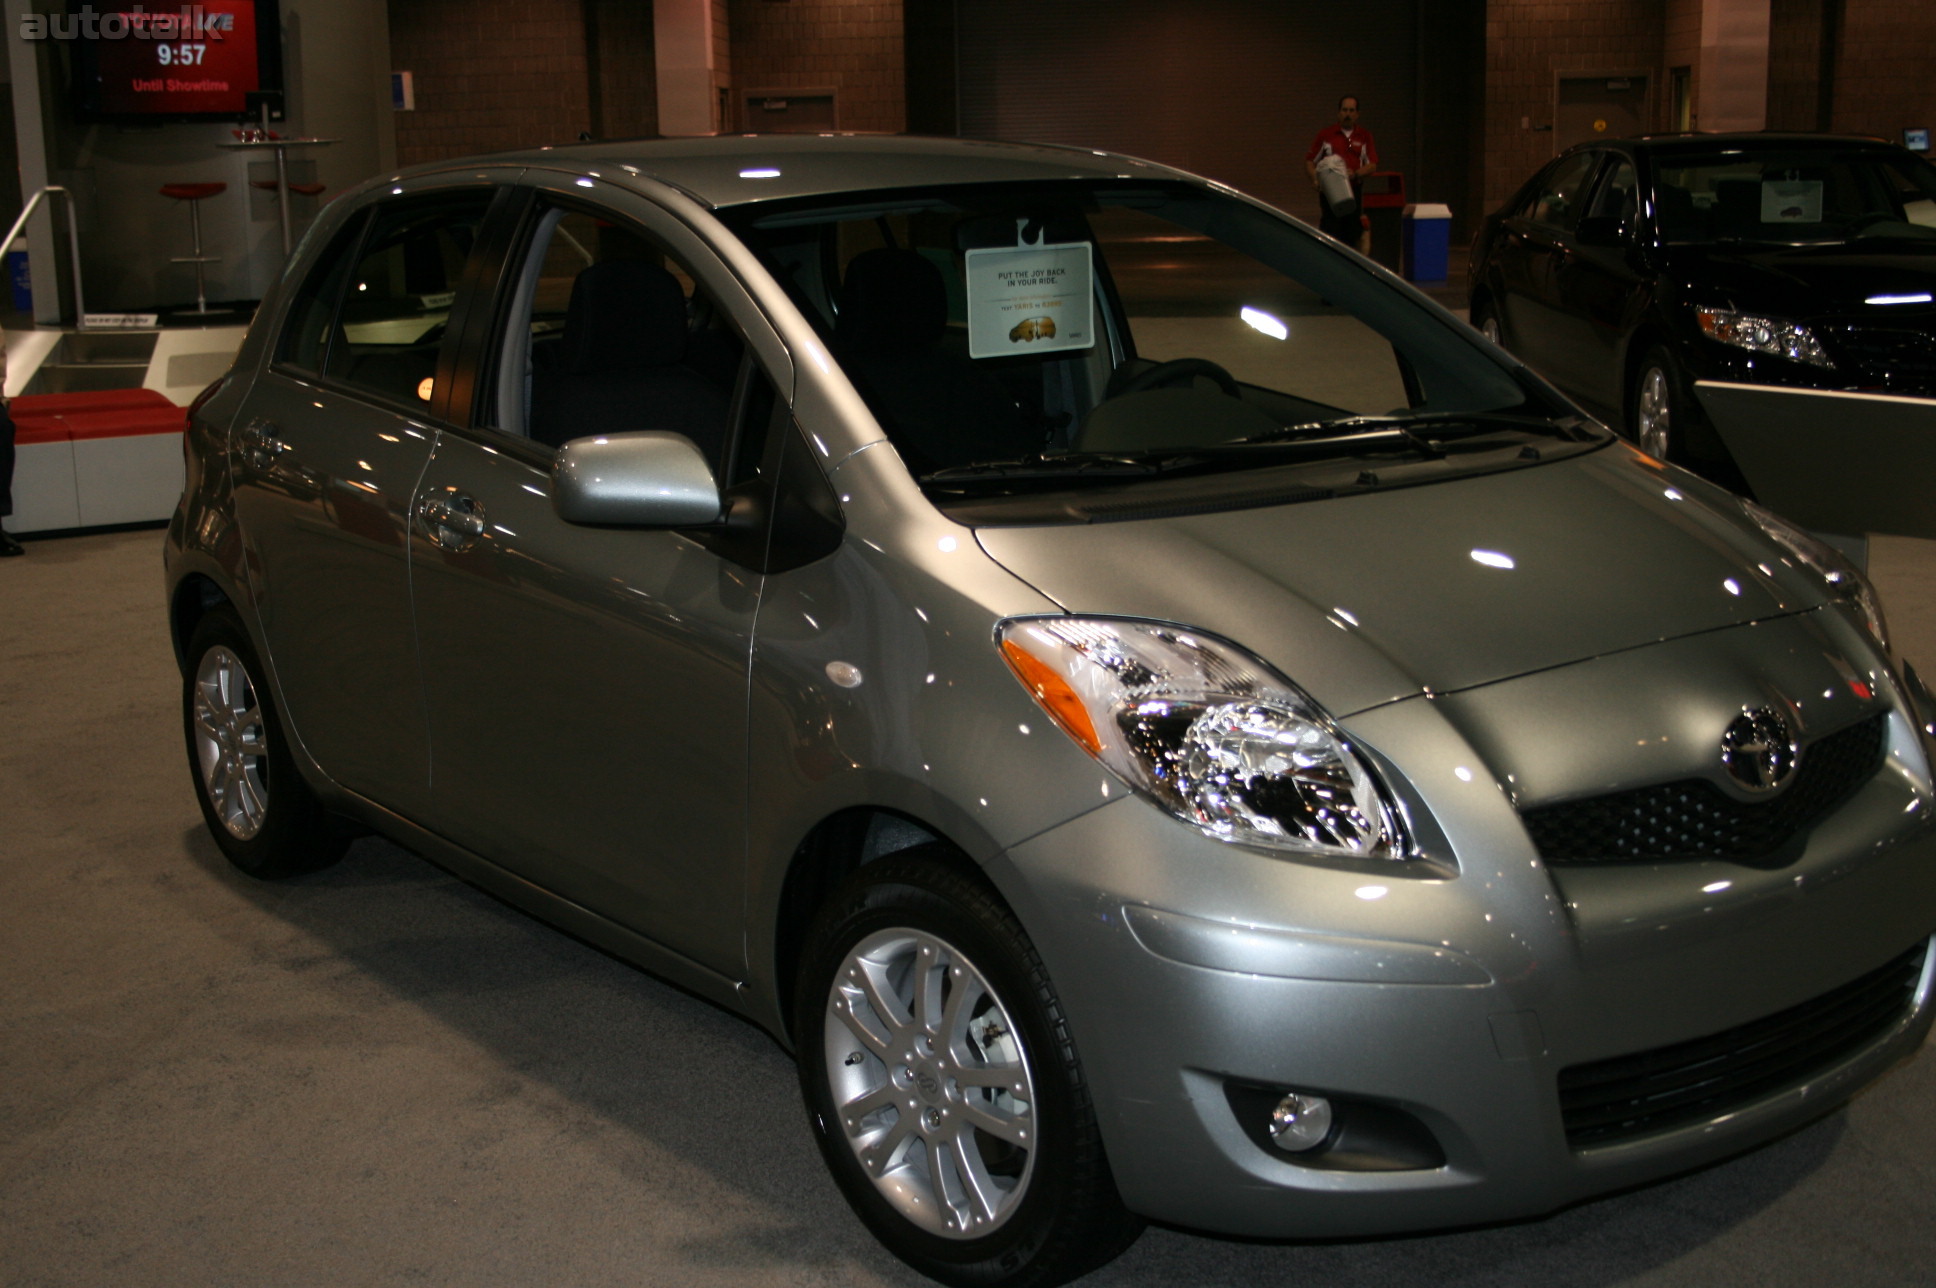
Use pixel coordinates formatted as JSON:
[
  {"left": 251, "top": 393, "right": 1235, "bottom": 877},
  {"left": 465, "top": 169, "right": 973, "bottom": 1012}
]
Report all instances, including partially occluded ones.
[{"left": 834, "top": 248, "right": 1040, "bottom": 472}]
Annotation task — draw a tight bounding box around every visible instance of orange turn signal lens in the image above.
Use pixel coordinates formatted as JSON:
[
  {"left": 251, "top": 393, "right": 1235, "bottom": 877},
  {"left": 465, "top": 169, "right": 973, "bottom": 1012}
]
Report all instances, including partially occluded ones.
[{"left": 1000, "top": 638, "right": 1102, "bottom": 758}]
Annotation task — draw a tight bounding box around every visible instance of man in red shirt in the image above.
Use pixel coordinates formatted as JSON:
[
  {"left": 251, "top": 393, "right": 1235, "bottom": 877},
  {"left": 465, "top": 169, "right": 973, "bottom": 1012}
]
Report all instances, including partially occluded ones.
[{"left": 1304, "top": 95, "right": 1378, "bottom": 251}]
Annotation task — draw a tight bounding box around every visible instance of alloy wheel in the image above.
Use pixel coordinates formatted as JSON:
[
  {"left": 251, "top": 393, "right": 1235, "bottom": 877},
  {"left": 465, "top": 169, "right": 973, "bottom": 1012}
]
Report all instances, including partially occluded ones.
[
  {"left": 1635, "top": 364, "right": 1673, "bottom": 459},
  {"left": 191, "top": 645, "right": 269, "bottom": 840},
  {"left": 823, "top": 927, "right": 1038, "bottom": 1239}
]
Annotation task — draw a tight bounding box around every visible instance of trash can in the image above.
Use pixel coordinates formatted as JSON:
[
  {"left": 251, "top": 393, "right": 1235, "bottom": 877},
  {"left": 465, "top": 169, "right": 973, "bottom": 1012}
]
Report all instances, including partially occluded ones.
[
  {"left": 6, "top": 236, "right": 30, "bottom": 312},
  {"left": 1402, "top": 203, "right": 1452, "bottom": 284},
  {"left": 1359, "top": 172, "right": 1405, "bottom": 271}
]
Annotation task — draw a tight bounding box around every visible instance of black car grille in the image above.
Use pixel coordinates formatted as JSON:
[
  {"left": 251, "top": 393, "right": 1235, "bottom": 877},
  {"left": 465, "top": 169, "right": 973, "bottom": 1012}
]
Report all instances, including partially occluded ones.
[
  {"left": 1819, "top": 322, "right": 1936, "bottom": 396},
  {"left": 1558, "top": 941, "right": 1929, "bottom": 1149},
  {"left": 1520, "top": 713, "right": 1886, "bottom": 866}
]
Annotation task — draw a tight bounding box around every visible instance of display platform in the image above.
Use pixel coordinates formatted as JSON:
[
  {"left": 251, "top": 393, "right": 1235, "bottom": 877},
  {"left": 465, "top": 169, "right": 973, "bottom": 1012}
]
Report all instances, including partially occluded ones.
[
  {"left": 1696, "top": 381, "right": 1936, "bottom": 540},
  {"left": 4, "top": 322, "right": 247, "bottom": 535}
]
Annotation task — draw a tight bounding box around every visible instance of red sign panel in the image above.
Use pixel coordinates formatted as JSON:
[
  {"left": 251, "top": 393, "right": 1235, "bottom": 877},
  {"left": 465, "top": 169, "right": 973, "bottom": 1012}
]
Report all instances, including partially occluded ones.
[{"left": 92, "top": 3, "right": 262, "bottom": 117}]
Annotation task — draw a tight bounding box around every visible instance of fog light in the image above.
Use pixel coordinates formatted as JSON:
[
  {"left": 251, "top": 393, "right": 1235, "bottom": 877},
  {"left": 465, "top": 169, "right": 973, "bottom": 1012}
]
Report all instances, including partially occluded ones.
[{"left": 1268, "top": 1092, "right": 1333, "bottom": 1152}]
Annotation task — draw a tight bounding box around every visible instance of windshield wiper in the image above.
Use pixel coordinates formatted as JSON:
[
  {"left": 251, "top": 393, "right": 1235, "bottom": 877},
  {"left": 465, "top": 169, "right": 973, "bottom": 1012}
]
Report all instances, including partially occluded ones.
[
  {"left": 923, "top": 452, "right": 1176, "bottom": 483},
  {"left": 921, "top": 413, "right": 1598, "bottom": 492},
  {"left": 1232, "top": 410, "right": 1595, "bottom": 448}
]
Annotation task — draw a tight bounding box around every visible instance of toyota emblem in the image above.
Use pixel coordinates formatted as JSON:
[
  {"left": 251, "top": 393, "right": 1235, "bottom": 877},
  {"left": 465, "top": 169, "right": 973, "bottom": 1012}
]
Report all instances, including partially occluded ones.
[{"left": 1721, "top": 707, "right": 1798, "bottom": 793}]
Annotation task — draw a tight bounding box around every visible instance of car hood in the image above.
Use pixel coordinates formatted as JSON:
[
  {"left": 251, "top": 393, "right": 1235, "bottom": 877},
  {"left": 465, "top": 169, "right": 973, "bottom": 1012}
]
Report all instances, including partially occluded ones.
[
  {"left": 973, "top": 445, "right": 1833, "bottom": 716},
  {"left": 1662, "top": 239, "right": 1936, "bottom": 317}
]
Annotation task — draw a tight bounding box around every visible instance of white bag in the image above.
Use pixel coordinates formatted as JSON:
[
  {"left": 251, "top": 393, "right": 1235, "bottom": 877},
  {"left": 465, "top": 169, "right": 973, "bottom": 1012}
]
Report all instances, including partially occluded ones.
[{"left": 1316, "top": 154, "right": 1357, "bottom": 216}]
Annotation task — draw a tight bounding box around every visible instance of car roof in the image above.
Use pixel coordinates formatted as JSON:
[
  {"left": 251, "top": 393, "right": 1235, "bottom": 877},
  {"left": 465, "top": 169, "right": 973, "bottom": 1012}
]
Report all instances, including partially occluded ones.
[
  {"left": 435, "top": 133, "right": 1192, "bottom": 209},
  {"left": 1565, "top": 131, "right": 1906, "bottom": 157}
]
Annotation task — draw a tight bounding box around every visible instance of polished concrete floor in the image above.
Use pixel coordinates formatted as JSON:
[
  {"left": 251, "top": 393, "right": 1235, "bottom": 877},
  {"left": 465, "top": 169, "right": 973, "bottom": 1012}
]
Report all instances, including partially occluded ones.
[{"left": 3, "top": 523, "right": 1935, "bottom": 1288}]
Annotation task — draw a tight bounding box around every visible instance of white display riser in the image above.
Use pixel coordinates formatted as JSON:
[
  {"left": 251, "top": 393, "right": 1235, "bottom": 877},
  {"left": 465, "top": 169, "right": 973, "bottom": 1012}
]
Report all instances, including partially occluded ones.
[{"left": 5, "top": 434, "right": 185, "bottom": 534}]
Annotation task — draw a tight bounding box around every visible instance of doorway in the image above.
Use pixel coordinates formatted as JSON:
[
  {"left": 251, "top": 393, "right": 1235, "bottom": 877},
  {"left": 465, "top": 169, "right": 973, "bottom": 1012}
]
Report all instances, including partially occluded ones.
[{"left": 1556, "top": 74, "right": 1650, "bottom": 152}]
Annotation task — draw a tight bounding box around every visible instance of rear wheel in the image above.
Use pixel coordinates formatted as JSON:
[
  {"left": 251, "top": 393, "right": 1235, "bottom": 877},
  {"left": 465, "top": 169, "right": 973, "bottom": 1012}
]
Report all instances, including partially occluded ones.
[
  {"left": 184, "top": 606, "right": 348, "bottom": 879},
  {"left": 795, "top": 851, "right": 1141, "bottom": 1287}
]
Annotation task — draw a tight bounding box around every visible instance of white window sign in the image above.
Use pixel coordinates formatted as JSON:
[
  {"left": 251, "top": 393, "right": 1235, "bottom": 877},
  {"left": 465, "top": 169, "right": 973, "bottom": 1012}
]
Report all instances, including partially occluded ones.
[
  {"left": 964, "top": 241, "right": 1094, "bottom": 359},
  {"left": 1761, "top": 180, "right": 1823, "bottom": 223}
]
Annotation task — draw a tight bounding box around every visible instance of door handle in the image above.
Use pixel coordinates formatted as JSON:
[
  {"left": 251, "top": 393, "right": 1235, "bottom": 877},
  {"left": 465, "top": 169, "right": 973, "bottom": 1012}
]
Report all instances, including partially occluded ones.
[
  {"left": 416, "top": 487, "right": 487, "bottom": 550},
  {"left": 238, "top": 419, "right": 291, "bottom": 472}
]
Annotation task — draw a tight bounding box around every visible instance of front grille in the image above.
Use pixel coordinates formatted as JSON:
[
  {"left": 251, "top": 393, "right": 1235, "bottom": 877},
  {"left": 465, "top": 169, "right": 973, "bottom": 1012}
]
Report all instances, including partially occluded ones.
[
  {"left": 1521, "top": 713, "right": 1886, "bottom": 866},
  {"left": 1558, "top": 941, "right": 1928, "bottom": 1149},
  {"left": 1819, "top": 322, "right": 1936, "bottom": 396}
]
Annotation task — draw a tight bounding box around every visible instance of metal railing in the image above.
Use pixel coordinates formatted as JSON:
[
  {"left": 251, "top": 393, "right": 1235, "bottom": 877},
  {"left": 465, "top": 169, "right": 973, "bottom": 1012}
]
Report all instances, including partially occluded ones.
[{"left": 1, "top": 186, "right": 88, "bottom": 328}]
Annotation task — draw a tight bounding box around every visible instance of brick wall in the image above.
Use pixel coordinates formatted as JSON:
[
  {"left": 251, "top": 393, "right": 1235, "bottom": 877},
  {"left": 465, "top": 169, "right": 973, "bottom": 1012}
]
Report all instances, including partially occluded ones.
[
  {"left": 1663, "top": 0, "right": 1701, "bottom": 126},
  {"left": 390, "top": 0, "right": 593, "bottom": 166},
  {"left": 589, "top": 0, "right": 659, "bottom": 140},
  {"left": 729, "top": 0, "right": 906, "bottom": 133},
  {"left": 1830, "top": 2, "right": 1936, "bottom": 140},
  {"left": 1484, "top": 1, "right": 1667, "bottom": 214},
  {"left": 1765, "top": 0, "right": 1824, "bottom": 131}
]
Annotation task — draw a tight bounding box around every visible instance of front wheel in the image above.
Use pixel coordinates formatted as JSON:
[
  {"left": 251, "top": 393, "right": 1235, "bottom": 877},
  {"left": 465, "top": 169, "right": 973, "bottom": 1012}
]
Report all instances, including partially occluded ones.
[
  {"left": 1471, "top": 298, "right": 1504, "bottom": 349},
  {"left": 1630, "top": 346, "right": 1685, "bottom": 462},
  {"left": 183, "top": 605, "right": 348, "bottom": 879},
  {"left": 795, "top": 852, "right": 1141, "bottom": 1287}
]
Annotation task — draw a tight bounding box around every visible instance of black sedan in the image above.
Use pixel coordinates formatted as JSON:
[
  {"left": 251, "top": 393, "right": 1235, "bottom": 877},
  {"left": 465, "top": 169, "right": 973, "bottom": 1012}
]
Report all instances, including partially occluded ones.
[{"left": 1468, "top": 132, "right": 1936, "bottom": 480}]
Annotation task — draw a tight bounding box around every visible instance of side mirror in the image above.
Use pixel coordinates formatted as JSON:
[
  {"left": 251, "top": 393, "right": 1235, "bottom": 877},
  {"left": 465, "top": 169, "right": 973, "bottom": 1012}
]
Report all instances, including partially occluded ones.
[
  {"left": 551, "top": 431, "right": 723, "bottom": 527},
  {"left": 1574, "top": 216, "right": 1627, "bottom": 248}
]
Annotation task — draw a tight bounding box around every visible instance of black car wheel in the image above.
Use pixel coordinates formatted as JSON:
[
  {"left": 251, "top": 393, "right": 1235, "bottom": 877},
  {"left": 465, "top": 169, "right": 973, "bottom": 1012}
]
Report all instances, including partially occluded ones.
[
  {"left": 1471, "top": 298, "right": 1504, "bottom": 349},
  {"left": 795, "top": 851, "right": 1142, "bottom": 1287},
  {"left": 184, "top": 605, "right": 348, "bottom": 879},
  {"left": 1630, "top": 346, "right": 1685, "bottom": 462}
]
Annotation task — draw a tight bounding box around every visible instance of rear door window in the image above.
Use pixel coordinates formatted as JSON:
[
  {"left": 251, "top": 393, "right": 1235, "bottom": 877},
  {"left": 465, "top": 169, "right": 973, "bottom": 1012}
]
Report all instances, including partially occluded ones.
[{"left": 282, "top": 191, "right": 496, "bottom": 410}]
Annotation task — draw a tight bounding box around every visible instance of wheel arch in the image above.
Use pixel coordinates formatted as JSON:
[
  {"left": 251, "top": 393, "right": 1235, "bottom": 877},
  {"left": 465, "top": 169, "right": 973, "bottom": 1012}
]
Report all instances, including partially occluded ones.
[
  {"left": 1620, "top": 323, "right": 1672, "bottom": 430},
  {"left": 770, "top": 806, "right": 991, "bottom": 1045},
  {"left": 169, "top": 573, "right": 233, "bottom": 673}
]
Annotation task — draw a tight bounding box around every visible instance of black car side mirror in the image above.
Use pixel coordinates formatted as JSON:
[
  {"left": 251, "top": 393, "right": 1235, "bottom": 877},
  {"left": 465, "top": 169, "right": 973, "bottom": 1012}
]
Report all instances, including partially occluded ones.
[{"left": 1575, "top": 216, "right": 1628, "bottom": 248}]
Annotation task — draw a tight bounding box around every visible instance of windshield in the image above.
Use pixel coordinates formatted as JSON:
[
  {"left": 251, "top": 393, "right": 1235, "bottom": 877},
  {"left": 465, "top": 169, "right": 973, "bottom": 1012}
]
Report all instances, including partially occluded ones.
[
  {"left": 721, "top": 180, "right": 1568, "bottom": 490},
  {"left": 1653, "top": 148, "right": 1936, "bottom": 245}
]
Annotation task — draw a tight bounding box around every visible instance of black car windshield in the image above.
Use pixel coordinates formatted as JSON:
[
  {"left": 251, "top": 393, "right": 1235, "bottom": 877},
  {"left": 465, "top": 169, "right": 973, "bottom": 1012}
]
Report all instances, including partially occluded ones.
[
  {"left": 1654, "top": 148, "right": 1936, "bottom": 246},
  {"left": 720, "top": 180, "right": 1575, "bottom": 492}
]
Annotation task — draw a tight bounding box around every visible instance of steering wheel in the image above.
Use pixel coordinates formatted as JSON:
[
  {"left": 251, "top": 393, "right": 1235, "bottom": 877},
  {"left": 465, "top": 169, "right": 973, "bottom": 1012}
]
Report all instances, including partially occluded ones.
[{"left": 1113, "top": 357, "right": 1241, "bottom": 399}]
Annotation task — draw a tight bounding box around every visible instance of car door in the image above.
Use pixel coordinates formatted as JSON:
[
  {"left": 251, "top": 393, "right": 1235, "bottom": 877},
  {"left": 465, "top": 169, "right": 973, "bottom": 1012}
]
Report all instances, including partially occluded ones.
[
  {"left": 406, "top": 180, "right": 794, "bottom": 977},
  {"left": 1494, "top": 151, "right": 1603, "bottom": 389},
  {"left": 229, "top": 181, "right": 508, "bottom": 816},
  {"left": 1549, "top": 154, "right": 1651, "bottom": 411}
]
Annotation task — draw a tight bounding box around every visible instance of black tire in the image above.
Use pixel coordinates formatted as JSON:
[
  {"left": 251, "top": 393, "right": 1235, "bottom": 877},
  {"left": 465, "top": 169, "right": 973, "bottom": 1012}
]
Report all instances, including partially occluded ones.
[
  {"left": 182, "top": 605, "right": 347, "bottom": 879},
  {"left": 795, "top": 850, "right": 1142, "bottom": 1287},
  {"left": 1629, "top": 345, "right": 1685, "bottom": 462}
]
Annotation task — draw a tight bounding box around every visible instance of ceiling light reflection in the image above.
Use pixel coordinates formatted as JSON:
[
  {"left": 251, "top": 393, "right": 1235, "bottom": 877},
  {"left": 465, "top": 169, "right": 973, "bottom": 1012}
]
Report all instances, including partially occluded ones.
[{"left": 1239, "top": 306, "right": 1289, "bottom": 340}]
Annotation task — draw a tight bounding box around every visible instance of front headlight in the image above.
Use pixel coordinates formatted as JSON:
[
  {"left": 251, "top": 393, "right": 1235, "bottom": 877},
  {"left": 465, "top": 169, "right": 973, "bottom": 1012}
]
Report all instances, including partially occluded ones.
[
  {"left": 997, "top": 617, "right": 1407, "bottom": 859},
  {"left": 1695, "top": 307, "right": 1835, "bottom": 368},
  {"left": 1745, "top": 501, "right": 1889, "bottom": 650}
]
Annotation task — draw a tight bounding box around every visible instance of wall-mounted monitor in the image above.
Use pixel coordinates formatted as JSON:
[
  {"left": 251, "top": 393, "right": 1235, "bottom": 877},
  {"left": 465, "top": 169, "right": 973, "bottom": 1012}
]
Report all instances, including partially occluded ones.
[
  {"left": 1905, "top": 128, "right": 1931, "bottom": 154},
  {"left": 68, "top": 2, "right": 283, "bottom": 124}
]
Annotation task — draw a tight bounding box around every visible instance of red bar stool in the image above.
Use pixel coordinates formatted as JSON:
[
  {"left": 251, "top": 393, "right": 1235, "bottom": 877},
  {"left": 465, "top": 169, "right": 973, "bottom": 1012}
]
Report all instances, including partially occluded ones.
[{"left": 160, "top": 181, "right": 227, "bottom": 315}]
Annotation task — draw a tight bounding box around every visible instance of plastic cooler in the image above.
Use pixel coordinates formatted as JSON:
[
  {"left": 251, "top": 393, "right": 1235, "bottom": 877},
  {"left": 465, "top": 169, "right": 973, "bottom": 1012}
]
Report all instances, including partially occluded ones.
[{"left": 1402, "top": 203, "right": 1452, "bottom": 283}]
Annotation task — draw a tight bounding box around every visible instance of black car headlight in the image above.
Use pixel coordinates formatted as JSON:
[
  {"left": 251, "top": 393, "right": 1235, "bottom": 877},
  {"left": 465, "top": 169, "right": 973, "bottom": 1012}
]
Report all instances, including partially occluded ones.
[
  {"left": 1696, "top": 307, "right": 1834, "bottom": 369},
  {"left": 998, "top": 617, "right": 1408, "bottom": 859}
]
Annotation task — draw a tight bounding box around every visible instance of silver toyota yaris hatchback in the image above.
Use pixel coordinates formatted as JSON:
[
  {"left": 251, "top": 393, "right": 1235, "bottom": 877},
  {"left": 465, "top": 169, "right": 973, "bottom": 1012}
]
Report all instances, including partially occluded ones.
[{"left": 165, "top": 135, "right": 1936, "bottom": 1286}]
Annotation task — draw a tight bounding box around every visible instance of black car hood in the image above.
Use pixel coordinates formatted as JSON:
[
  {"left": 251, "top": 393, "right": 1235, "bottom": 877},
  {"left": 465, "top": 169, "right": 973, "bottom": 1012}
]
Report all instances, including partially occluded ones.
[{"left": 1661, "top": 239, "right": 1936, "bottom": 317}]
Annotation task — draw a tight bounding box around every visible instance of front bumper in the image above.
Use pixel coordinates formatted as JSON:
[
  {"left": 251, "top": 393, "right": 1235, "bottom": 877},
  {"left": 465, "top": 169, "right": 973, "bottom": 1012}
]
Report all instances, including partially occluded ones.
[{"left": 990, "top": 684, "right": 1936, "bottom": 1238}]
